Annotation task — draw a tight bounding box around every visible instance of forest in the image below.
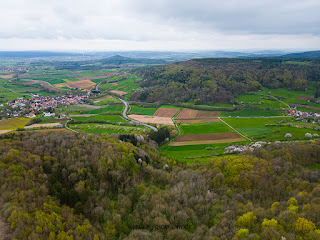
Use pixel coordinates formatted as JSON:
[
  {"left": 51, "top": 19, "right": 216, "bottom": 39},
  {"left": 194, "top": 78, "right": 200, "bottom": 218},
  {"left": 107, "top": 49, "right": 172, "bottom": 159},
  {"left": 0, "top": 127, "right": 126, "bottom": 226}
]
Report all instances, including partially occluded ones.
[
  {"left": 130, "top": 58, "right": 320, "bottom": 104},
  {"left": 1, "top": 131, "right": 320, "bottom": 239}
]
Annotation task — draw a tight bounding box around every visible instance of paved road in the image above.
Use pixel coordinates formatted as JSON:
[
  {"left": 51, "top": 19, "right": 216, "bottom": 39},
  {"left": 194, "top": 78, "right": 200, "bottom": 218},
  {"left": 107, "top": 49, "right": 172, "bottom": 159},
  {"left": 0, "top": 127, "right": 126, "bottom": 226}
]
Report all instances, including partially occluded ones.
[
  {"left": 218, "top": 117, "right": 252, "bottom": 141},
  {"left": 95, "top": 80, "right": 158, "bottom": 132}
]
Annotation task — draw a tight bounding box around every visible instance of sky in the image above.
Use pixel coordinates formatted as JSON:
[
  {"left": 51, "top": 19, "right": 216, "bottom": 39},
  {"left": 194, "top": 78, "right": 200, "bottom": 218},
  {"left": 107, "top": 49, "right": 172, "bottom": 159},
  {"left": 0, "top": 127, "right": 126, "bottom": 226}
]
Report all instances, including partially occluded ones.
[{"left": 0, "top": 0, "right": 319, "bottom": 51}]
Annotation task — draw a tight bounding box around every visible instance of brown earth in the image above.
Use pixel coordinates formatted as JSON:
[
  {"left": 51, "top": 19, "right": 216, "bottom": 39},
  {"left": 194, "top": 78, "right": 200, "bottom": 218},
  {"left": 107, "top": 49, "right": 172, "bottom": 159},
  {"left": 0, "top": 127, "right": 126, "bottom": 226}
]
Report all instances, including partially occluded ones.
[
  {"left": 175, "top": 132, "right": 242, "bottom": 142},
  {"left": 295, "top": 96, "right": 310, "bottom": 101},
  {"left": 111, "top": 82, "right": 119, "bottom": 86},
  {"left": 129, "top": 114, "right": 174, "bottom": 125},
  {"left": 196, "top": 110, "right": 220, "bottom": 118},
  {"left": 21, "top": 79, "right": 61, "bottom": 92},
  {"left": 95, "top": 95, "right": 110, "bottom": 101},
  {"left": 0, "top": 130, "right": 13, "bottom": 135},
  {"left": 14, "top": 88, "right": 41, "bottom": 92},
  {"left": 110, "top": 90, "right": 127, "bottom": 96},
  {"left": 169, "top": 138, "right": 246, "bottom": 146},
  {"left": 293, "top": 104, "right": 320, "bottom": 111},
  {"left": 55, "top": 80, "right": 96, "bottom": 91},
  {"left": 15, "top": 128, "right": 72, "bottom": 134},
  {"left": 176, "top": 118, "right": 220, "bottom": 123},
  {"left": 76, "top": 73, "right": 117, "bottom": 81},
  {"left": 176, "top": 109, "right": 198, "bottom": 118},
  {"left": 24, "top": 123, "right": 63, "bottom": 129},
  {"left": 0, "top": 74, "right": 14, "bottom": 79},
  {"left": 153, "top": 108, "right": 179, "bottom": 118}
]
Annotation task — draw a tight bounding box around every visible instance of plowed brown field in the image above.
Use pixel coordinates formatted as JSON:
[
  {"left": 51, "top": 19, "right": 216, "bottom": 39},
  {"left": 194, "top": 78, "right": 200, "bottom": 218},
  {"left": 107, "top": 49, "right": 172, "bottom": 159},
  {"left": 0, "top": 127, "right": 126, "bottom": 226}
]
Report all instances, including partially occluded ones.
[
  {"left": 110, "top": 90, "right": 127, "bottom": 96},
  {"left": 176, "top": 109, "right": 198, "bottom": 118},
  {"left": 55, "top": 80, "right": 95, "bottom": 91},
  {"left": 196, "top": 110, "right": 220, "bottom": 118},
  {"left": 153, "top": 108, "right": 179, "bottom": 118},
  {"left": 129, "top": 114, "right": 174, "bottom": 125}
]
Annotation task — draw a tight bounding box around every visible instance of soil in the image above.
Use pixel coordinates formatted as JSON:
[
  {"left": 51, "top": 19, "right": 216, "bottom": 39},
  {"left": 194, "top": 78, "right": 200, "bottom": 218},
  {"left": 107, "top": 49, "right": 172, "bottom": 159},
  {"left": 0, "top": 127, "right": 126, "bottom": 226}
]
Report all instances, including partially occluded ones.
[
  {"left": 128, "top": 114, "right": 174, "bottom": 125},
  {"left": 153, "top": 108, "right": 179, "bottom": 118},
  {"left": 110, "top": 90, "right": 127, "bottom": 96},
  {"left": 55, "top": 80, "right": 96, "bottom": 91},
  {"left": 176, "top": 109, "right": 198, "bottom": 118}
]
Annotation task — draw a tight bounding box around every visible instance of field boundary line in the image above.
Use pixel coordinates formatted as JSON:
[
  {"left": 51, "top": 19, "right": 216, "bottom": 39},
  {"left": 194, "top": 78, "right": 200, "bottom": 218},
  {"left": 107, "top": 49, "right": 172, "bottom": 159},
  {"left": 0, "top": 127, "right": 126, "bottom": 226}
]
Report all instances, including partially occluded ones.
[
  {"left": 218, "top": 117, "right": 252, "bottom": 142},
  {"left": 160, "top": 108, "right": 183, "bottom": 149}
]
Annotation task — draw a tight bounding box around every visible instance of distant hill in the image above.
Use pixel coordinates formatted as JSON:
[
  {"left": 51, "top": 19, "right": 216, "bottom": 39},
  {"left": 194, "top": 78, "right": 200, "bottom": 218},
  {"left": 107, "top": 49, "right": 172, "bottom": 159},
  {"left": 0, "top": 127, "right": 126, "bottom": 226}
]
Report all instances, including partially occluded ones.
[
  {"left": 281, "top": 50, "right": 320, "bottom": 59},
  {"left": 0, "top": 51, "right": 81, "bottom": 58},
  {"left": 100, "top": 55, "right": 166, "bottom": 65}
]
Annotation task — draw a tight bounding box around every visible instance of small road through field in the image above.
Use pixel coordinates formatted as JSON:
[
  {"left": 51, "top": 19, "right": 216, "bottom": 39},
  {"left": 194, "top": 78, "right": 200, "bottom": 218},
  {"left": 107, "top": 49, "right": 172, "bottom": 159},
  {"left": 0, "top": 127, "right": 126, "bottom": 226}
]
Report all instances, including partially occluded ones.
[
  {"left": 95, "top": 79, "right": 158, "bottom": 132},
  {"left": 218, "top": 117, "right": 252, "bottom": 141},
  {"left": 116, "top": 97, "right": 158, "bottom": 132}
]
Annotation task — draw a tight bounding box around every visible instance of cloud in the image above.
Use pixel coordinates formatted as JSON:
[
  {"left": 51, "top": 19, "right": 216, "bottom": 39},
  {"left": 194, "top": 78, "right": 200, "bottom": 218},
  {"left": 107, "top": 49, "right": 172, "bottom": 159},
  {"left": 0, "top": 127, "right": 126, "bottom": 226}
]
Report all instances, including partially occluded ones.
[{"left": 0, "top": 0, "right": 319, "bottom": 50}]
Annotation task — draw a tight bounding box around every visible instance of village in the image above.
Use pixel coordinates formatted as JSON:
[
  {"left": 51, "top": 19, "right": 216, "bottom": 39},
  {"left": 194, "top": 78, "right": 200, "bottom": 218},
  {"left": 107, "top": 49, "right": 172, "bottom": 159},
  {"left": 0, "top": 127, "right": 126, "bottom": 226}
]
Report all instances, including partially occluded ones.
[{"left": 0, "top": 93, "right": 89, "bottom": 118}]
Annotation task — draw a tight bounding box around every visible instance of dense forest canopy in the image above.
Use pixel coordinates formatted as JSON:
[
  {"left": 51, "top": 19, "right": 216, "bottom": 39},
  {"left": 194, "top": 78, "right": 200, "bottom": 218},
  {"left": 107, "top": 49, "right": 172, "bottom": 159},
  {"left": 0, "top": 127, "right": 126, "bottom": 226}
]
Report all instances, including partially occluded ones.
[
  {"left": 130, "top": 58, "right": 320, "bottom": 104},
  {"left": 1, "top": 132, "right": 320, "bottom": 239}
]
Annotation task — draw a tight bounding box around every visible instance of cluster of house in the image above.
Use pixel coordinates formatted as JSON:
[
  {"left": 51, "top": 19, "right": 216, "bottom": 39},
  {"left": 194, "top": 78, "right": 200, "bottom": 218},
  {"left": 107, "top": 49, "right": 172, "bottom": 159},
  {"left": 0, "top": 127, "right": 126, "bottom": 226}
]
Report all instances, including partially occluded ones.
[
  {"left": 1, "top": 94, "right": 87, "bottom": 118},
  {"left": 289, "top": 106, "right": 320, "bottom": 118}
]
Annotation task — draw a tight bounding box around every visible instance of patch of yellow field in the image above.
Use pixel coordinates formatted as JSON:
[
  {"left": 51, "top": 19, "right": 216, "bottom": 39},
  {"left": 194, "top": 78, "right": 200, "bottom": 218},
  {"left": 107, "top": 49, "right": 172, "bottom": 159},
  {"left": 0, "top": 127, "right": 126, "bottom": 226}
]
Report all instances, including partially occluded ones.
[{"left": 0, "top": 118, "right": 30, "bottom": 130}]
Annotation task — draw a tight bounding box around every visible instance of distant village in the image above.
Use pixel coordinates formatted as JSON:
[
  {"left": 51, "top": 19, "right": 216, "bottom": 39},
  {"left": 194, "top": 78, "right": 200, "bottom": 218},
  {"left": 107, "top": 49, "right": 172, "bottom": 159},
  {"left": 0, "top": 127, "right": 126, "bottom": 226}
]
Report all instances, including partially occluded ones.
[
  {"left": 0, "top": 93, "right": 89, "bottom": 118},
  {"left": 289, "top": 105, "right": 320, "bottom": 120}
]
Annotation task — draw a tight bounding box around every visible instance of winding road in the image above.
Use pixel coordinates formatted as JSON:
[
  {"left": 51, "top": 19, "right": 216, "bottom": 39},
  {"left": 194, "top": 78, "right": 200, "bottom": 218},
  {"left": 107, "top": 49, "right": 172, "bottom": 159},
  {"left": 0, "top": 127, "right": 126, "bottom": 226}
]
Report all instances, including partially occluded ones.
[
  {"left": 95, "top": 79, "right": 158, "bottom": 132},
  {"left": 116, "top": 97, "right": 158, "bottom": 132}
]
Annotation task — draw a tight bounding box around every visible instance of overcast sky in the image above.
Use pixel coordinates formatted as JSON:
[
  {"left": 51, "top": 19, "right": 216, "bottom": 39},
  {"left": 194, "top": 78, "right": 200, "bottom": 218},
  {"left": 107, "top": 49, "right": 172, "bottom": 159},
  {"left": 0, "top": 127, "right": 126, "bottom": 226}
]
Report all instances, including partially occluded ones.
[{"left": 0, "top": 0, "right": 319, "bottom": 51}]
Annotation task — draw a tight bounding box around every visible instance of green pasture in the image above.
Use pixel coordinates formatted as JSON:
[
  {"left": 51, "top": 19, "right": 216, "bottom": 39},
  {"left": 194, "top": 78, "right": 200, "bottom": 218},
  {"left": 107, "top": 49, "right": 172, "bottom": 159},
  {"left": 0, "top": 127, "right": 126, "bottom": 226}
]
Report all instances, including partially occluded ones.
[
  {"left": 72, "top": 114, "right": 127, "bottom": 123},
  {"left": 69, "top": 123, "right": 147, "bottom": 134},
  {"left": 220, "top": 109, "right": 284, "bottom": 117},
  {"left": 179, "top": 121, "right": 232, "bottom": 135},
  {"left": 129, "top": 105, "right": 158, "bottom": 116},
  {"left": 223, "top": 117, "right": 320, "bottom": 141},
  {"left": 161, "top": 141, "right": 250, "bottom": 163}
]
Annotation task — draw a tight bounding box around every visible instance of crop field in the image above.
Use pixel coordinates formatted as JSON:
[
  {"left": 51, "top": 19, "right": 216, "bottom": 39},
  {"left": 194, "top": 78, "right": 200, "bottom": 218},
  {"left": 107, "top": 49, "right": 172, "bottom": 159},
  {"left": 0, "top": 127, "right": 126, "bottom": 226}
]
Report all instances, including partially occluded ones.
[
  {"left": 176, "top": 108, "right": 220, "bottom": 118},
  {"left": 0, "top": 88, "right": 23, "bottom": 102},
  {"left": 176, "top": 109, "right": 198, "bottom": 118},
  {"left": 0, "top": 118, "right": 30, "bottom": 130},
  {"left": 129, "top": 105, "right": 158, "bottom": 116},
  {"left": 153, "top": 108, "right": 179, "bottom": 117},
  {"left": 222, "top": 117, "right": 320, "bottom": 141},
  {"left": 110, "top": 90, "right": 127, "bottom": 96},
  {"left": 129, "top": 114, "right": 174, "bottom": 125},
  {"left": 179, "top": 121, "right": 232, "bottom": 134},
  {"left": 20, "top": 79, "right": 63, "bottom": 92},
  {"left": 162, "top": 141, "right": 250, "bottom": 162},
  {"left": 72, "top": 114, "right": 127, "bottom": 123},
  {"left": 236, "top": 94, "right": 286, "bottom": 109},
  {"left": 176, "top": 118, "right": 220, "bottom": 123},
  {"left": 220, "top": 109, "right": 283, "bottom": 117},
  {"left": 69, "top": 123, "right": 147, "bottom": 134},
  {"left": 169, "top": 132, "right": 245, "bottom": 146},
  {"left": 55, "top": 80, "right": 96, "bottom": 91}
]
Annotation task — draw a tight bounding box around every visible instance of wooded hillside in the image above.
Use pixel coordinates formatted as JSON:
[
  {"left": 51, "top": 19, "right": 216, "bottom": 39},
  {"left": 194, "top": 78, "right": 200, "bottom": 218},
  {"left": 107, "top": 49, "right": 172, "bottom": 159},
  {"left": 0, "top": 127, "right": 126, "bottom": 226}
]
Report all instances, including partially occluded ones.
[
  {"left": 1, "top": 132, "right": 320, "bottom": 239},
  {"left": 131, "top": 58, "right": 320, "bottom": 104}
]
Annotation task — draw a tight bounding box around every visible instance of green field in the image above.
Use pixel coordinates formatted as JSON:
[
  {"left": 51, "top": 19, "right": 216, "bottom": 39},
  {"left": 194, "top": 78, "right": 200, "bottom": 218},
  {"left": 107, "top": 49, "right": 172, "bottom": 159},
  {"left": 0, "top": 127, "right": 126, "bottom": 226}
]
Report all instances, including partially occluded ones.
[
  {"left": 220, "top": 109, "right": 284, "bottom": 117},
  {"left": 223, "top": 117, "right": 320, "bottom": 141},
  {"left": 0, "top": 118, "right": 30, "bottom": 130},
  {"left": 84, "top": 105, "right": 123, "bottom": 114},
  {"left": 69, "top": 123, "right": 147, "bottom": 134},
  {"left": 129, "top": 105, "right": 158, "bottom": 115},
  {"left": 179, "top": 121, "right": 232, "bottom": 134},
  {"left": 161, "top": 141, "right": 250, "bottom": 163},
  {"left": 72, "top": 114, "right": 127, "bottom": 123}
]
